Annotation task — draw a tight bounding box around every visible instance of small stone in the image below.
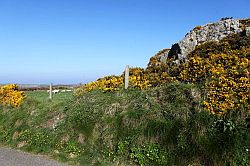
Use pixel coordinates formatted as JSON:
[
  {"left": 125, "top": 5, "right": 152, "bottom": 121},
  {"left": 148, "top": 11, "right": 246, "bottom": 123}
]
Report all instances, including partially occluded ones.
[
  {"left": 54, "top": 150, "right": 60, "bottom": 154},
  {"left": 245, "top": 27, "right": 250, "bottom": 36},
  {"left": 17, "top": 141, "right": 27, "bottom": 148},
  {"left": 69, "top": 153, "right": 77, "bottom": 158}
]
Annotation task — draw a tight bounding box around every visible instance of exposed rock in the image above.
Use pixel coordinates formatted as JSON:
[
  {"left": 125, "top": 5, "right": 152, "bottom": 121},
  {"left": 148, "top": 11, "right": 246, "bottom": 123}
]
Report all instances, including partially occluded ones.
[
  {"left": 69, "top": 153, "right": 77, "bottom": 159},
  {"left": 173, "top": 19, "right": 242, "bottom": 62},
  {"left": 17, "top": 141, "right": 28, "bottom": 148},
  {"left": 155, "top": 49, "right": 170, "bottom": 64},
  {"left": 147, "top": 49, "right": 170, "bottom": 67},
  {"left": 245, "top": 27, "right": 250, "bottom": 36},
  {"left": 152, "top": 18, "right": 250, "bottom": 65},
  {"left": 54, "top": 150, "right": 60, "bottom": 154}
]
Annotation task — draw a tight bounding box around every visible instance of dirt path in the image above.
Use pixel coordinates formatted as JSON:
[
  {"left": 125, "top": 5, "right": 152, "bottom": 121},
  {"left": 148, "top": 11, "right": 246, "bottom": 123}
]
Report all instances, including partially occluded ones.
[{"left": 0, "top": 147, "right": 67, "bottom": 166}]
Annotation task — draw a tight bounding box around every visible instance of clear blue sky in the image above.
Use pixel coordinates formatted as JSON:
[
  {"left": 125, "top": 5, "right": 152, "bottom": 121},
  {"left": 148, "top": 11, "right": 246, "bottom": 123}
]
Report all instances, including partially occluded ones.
[{"left": 0, "top": 0, "right": 249, "bottom": 84}]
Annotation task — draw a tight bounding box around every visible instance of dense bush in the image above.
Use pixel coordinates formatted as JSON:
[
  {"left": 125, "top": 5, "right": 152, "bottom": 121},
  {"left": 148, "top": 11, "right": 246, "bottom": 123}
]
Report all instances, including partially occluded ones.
[
  {"left": 83, "top": 64, "right": 176, "bottom": 93},
  {"left": 84, "top": 75, "right": 124, "bottom": 92},
  {"left": 0, "top": 84, "right": 25, "bottom": 107},
  {"left": 180, "top": 34, "right": 250, "bottom": 115}
]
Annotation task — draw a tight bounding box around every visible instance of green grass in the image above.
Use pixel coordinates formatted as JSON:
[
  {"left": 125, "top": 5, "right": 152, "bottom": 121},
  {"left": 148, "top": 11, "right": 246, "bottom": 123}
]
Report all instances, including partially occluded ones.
[
  {"left": 0, "top": 84, "right": 249, "bottom": 166},
  {"left": 25, "top": 91, "right": 73, "bottom": 103}
]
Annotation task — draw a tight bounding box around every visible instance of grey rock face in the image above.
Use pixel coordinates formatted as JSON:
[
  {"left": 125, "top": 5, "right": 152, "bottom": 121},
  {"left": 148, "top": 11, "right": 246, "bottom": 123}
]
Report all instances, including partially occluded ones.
[
  {"left": 158, "top": 18, "right": 249, "bottom": 64},
  {"left": 177, "top": 19, "right": 242, "bottom": 60},
  {"left": 158, "top": 49, "right": 170, "bottom": 63},
  {"left": 246, "top": 27, "right": 250, "bottom": 36},
  {"left": 148, "top": 49, "right": 170, "bottom": 67}
]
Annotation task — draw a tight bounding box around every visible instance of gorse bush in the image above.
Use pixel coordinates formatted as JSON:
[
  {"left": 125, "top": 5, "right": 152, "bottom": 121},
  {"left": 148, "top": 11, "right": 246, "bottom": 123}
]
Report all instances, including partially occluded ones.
[
  {"left": 0, "top": 84, "right": 25, "bottom": 107},
  {"left": 180, "top": 34, "right": 250, "bottom": 115},
  {"left": 83, "top": 68, "right": 151, "bottom": 92},
  {"left": 83, "top": 65, "right": 176, "bottom": 93},
  {"left": 84, "top": 75, "right": 124, "bottom": 92}
]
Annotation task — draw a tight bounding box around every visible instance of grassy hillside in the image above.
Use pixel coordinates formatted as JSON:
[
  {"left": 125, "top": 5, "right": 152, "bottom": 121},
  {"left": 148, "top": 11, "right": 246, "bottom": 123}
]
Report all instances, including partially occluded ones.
[{"left": 0, "top": 83, "right": 249, "bottom": 166}]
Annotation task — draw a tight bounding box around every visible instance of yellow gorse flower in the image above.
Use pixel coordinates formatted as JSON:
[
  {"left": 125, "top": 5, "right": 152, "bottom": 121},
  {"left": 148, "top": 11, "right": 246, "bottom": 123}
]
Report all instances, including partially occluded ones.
[
  {"left": 0, "top": 84, "right": 25, "bottom": 107},
  {"left": 181, "top": 46, "right": 250, "bottom": 115}
]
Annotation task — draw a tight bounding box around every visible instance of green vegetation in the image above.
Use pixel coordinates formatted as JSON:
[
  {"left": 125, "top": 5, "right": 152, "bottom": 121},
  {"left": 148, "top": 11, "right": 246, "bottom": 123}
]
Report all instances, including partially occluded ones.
[
  {"left": 26, "top": 91, "right": 73, "bottom": 103},
  {"left": 0, "top": 83, "right": 249, "bottom": 165}
]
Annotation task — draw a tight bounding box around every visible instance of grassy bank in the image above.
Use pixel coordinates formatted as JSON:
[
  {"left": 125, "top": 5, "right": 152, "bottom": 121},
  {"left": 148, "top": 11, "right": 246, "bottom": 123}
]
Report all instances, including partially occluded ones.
[{"left": 0, "top": 83, "right": 249, "bottom": 166}]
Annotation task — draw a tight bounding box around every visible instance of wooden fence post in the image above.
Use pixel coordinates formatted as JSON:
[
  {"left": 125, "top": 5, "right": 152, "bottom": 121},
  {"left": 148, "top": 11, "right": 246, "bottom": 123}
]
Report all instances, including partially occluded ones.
[
  {"left": 125, "top": 65, "right": 129, "bottom": 89},
  {"left": 49, "top": 83, "right": 53, "bottom": 100}
]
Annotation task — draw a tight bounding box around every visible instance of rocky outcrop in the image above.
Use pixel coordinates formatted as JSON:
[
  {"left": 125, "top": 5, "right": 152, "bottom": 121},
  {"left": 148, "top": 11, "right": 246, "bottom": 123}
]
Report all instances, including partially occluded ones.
[
  {"left": 147, "top": 49, "right": 170, "bottom": 67},
  {"left": 245, "top": 27, "right": 250, "bottom": 36},
  {"left": 154, "top": 18, "right": 250, "bottom": 65}
]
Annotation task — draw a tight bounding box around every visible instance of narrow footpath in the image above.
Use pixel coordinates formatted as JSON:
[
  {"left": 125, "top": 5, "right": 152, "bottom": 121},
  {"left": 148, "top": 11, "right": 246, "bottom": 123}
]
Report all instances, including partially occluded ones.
[{"left": 0, "top": 147, "right": 67, "bottom": 166}]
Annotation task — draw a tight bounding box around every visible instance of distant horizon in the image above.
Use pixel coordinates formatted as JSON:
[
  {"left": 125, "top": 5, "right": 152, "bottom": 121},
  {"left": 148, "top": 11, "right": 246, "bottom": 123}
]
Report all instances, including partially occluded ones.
[
  {"left": 0, "top": 76, "right": 97, "bottom": 85},
  {"left": 1, "top": 0, "right": 249, "bottom": 84}
]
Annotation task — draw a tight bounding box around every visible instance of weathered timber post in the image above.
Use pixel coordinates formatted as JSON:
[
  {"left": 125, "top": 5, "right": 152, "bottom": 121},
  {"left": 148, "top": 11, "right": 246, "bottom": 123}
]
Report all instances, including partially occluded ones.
[
  {"left": 125, "top": 65, "right": 129, "bottom": 89},
  {"left": 49, "top": 83, "right": 53, "bottom": 100}
]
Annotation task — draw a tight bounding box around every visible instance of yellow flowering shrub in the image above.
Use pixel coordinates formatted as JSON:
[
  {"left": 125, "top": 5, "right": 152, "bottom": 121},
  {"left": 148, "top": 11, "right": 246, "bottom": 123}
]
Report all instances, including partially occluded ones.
[
  {"left": 83, "top": 64, "right": 178, "bottom": 93},
  {"left": 147, "top": 56, "right": 178, "bottom": 86},
  {"left": 84, "top": 75, "right": 124, "bottom": 92},
  {"left": 180, "top": 56, "right": 208, "bottom": 83},
  {"left": 83, "top": 68, "right": 155, "bottom": 92},
  {"left": 181, "top": 43, "right": 250, "bottom": 115},
  {"left": 0, "top": 84, "right": 25, "bottom": 107},
  {"left": 129, "top": 67, "right": 151, "bottom": 90}
]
